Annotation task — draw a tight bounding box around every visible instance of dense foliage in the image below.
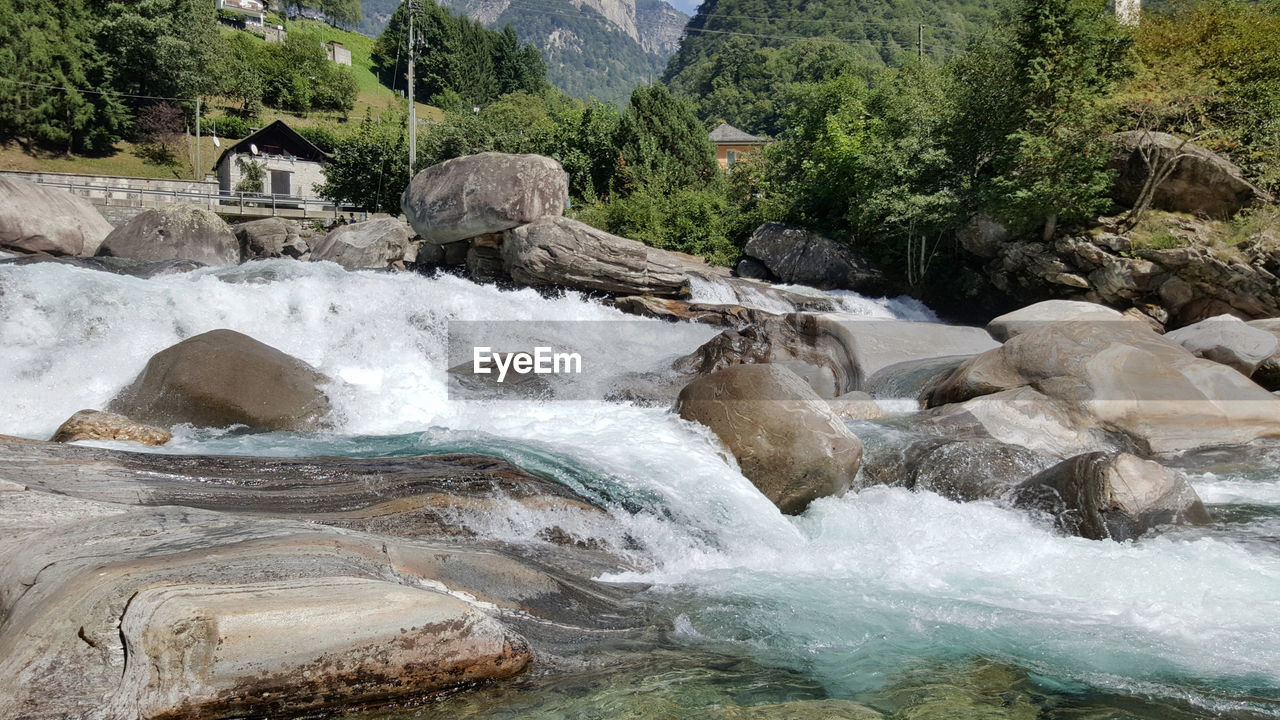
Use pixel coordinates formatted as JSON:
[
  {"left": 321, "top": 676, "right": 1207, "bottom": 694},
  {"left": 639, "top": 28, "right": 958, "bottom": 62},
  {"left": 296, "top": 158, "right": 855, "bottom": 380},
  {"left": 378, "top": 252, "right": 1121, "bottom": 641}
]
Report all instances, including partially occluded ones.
[
  {"left": 371, "top": 2, "right": 547, "bottom": 110},
  {"left": 0, "top": 0, "right": 358, "bottom": 156},
  {"left": 662, "top": 0, "right": 1002, "bottom": 132}
]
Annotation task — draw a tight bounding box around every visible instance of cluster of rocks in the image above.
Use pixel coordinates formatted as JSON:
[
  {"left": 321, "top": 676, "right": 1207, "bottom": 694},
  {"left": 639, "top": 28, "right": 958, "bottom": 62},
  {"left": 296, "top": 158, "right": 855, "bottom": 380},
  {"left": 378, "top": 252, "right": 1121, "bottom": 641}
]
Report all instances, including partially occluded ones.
[
  {"left": 669, "top": 296, "right": 1280, "bottom": 545},
  {"left": 963, "top": 131, "right": 1280, "bottom": 328},
  {"left": 0, "top": 177, "right": 421, "bottom": 271}
]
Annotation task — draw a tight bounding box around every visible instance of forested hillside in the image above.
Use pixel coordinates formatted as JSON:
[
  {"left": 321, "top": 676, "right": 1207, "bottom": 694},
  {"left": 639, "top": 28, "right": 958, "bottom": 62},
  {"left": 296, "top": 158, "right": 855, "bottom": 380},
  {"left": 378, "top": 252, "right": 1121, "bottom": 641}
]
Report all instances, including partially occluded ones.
[
  {"left": 662, "top": 0, "right": 1002, "bottom": 133},
  {"left": 370, "top": 3, "right": 546, "bottom": 109}
]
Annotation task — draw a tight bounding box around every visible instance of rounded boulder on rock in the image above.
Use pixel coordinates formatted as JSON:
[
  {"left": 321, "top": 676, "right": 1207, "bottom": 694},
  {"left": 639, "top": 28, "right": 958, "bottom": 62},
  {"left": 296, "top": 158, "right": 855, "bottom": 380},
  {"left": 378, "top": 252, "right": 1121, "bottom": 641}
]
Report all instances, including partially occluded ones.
[
  {"left": 108, "top": 329, "right": 332, "bottom": 431},
  {"left": 1164, "top": 314, "right": 1279, "bottom": 376},
  {"left": 1011, "top": 452, "right": 1210, "bottom": 541},
  {"left": 310, "top": 217, "right": 416, "bottom": 269},
  {"left": 986, "top": 300, "right": 1129, "bottom": 342},
  {"left": 0, "top": 177, "right": 114, "bottom": 257},
  {"left": 401, "top": 152, "right": 569, "bottom": 245},
  {"left": 675, "top": 364, "right": 863, "bottom": 514},
  {"left": 96, "top": 205, "right": 241, "bottom": 265}
]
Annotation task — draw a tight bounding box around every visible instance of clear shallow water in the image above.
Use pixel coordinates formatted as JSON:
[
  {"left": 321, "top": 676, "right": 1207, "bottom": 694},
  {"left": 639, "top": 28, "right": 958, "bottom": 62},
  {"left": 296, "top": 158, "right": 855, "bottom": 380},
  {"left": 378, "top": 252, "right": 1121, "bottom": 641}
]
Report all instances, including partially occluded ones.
[{"left": 3, "top": 261, "right": 1280, "bottom": 717}]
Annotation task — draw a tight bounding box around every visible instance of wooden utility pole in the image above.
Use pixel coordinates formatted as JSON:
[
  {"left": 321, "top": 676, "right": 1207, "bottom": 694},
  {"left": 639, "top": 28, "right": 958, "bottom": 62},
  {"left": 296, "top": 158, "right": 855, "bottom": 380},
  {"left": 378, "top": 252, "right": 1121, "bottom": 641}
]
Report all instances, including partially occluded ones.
[
  {"left": 918, "top": 24, "right": 924, "bottom": 60},
  {"left": 195, "top": 96, "right": 202, "bottom": 181},
  {"left": 407, "top": 3, "right": 416, "bottom": 174}
]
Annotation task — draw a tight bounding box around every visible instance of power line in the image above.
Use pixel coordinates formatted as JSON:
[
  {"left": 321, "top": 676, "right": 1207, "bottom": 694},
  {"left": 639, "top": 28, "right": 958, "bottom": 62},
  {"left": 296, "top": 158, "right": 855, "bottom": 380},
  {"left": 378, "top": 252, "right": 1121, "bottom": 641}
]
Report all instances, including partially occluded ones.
[{"left": 0, "top": 76, "right": 196, "bottom": 103}]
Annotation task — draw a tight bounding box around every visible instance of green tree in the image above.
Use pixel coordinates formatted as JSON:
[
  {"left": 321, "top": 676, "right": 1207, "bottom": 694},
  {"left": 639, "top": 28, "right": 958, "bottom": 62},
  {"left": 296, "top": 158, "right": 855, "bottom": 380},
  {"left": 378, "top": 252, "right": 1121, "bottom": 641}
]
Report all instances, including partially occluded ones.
[
  {"left": 615, "top": 84, "right": 718, "bottom": 192},
  {"left": 0, "top": 0, "right": 127, "bottom": 154},
  {"left": 316, "top": 110, "right": 409, "bottom": 213},
  {"left": 984, "top": 0, "right": 1132, "bottom": 239}
]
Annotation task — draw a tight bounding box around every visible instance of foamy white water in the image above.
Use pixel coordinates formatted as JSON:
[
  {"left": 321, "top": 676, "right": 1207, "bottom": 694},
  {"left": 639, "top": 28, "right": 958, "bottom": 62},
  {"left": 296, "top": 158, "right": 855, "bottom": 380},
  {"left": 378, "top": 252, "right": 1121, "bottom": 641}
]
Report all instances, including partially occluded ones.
[
  {"left": 2, "top": 260, "right": 1279, "bottom": 715},
  {"left": 1191, "top": 471, "right": 1280, "bottom": 506}
]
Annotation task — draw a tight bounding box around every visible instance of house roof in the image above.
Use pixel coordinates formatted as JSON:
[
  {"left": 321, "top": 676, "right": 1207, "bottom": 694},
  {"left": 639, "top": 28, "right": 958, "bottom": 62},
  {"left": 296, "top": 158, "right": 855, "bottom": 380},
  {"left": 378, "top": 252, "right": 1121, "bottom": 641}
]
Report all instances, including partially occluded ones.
[
  {"left": 709, "top": 122, "right": 768, "bottom": 145},
  {"left": 215, "top": 120, "right": 331, "bottom": 168}
]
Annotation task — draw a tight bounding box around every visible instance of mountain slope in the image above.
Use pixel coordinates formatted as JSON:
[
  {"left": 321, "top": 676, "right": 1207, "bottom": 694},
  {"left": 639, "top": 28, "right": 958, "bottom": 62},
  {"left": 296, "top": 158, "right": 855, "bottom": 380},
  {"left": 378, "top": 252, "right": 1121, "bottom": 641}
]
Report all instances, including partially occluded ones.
[{"left": 438, "top": 0, "right": 689, "bottom": 101}]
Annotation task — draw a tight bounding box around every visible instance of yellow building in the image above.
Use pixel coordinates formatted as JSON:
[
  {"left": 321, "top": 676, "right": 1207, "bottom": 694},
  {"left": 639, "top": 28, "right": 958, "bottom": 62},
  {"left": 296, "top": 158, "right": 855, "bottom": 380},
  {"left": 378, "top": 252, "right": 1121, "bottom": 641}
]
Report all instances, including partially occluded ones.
[{"left": 709, "top": 122, "right": 769, "bottom": 170}]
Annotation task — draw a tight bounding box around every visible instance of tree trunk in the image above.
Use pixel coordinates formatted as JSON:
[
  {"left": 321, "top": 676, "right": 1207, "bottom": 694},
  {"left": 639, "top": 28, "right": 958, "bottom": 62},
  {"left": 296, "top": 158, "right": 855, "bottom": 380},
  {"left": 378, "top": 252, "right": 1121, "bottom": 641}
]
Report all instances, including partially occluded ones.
[{"left": 1043, "top": 213, "right": 1058, "bottom": 243}]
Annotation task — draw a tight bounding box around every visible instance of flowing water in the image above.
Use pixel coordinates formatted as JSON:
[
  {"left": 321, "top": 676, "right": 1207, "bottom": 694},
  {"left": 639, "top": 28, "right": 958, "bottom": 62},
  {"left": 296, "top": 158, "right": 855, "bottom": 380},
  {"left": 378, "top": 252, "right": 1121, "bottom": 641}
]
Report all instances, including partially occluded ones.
[{"left": 3, "top": 260, "right": 1279, "bottom": 718}]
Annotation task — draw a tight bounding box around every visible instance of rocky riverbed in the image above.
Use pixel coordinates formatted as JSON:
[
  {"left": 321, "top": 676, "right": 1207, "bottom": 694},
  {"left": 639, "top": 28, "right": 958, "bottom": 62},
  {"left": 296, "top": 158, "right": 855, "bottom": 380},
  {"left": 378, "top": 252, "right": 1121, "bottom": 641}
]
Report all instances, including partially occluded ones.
[{"left": 2, "top": 153, "right": 1280, "bottom": 719}]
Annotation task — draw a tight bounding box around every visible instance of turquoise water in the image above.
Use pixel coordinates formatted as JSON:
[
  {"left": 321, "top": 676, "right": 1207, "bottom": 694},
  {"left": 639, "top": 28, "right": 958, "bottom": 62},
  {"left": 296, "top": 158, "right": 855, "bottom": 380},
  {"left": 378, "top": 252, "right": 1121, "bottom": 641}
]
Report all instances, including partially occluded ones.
[{"left": 3, "top": 260, "right": 1279, "bottom": 717}]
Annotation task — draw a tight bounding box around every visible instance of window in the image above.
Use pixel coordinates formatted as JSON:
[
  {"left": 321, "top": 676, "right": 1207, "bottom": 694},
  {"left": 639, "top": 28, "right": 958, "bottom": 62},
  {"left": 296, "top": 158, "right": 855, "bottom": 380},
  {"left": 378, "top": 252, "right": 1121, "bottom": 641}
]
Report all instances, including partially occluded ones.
[{"left": 726, "top": 149, "right": 739, "bottom": 167}]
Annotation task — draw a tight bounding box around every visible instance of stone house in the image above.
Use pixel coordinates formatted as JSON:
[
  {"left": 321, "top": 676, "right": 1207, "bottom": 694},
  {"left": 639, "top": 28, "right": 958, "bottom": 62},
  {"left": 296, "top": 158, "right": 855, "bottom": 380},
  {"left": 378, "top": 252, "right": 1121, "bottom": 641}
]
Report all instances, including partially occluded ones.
[
  {"left": 325, "top": 41, "right": 353, "bottom": 66},
  {"left": 215, "top": 120, "right": 330, "bottom": 201},
  {"left": 710, "top": 122, "right": 769, "bottom": 170}
]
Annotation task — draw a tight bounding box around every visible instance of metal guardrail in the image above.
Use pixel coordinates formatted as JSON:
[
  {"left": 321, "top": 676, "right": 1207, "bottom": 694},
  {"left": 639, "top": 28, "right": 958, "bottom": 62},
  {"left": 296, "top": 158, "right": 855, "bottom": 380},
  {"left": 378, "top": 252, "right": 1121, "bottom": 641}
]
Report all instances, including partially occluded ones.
[{"left": 13, "top": 176, "right": 361, "bottom": 218}]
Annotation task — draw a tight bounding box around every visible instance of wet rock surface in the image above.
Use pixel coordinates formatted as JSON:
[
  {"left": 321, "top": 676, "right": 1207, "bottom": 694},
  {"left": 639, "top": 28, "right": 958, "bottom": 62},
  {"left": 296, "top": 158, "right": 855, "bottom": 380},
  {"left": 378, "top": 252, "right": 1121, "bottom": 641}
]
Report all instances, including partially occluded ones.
[
  {"left": 1011, "top": 451, "right": 1211, "bottom": 541},
  {"left": 109, "top": 329, "right": 333, "bottom": 431},
  {"left": 676, "top": 364, "right": 863, "bottom": 514},
  {"left": 0, "top": 438, "right": 649, "bottom": 719},
  {"left": 50, "top": 409, "right": 172, "bottom": 446}
]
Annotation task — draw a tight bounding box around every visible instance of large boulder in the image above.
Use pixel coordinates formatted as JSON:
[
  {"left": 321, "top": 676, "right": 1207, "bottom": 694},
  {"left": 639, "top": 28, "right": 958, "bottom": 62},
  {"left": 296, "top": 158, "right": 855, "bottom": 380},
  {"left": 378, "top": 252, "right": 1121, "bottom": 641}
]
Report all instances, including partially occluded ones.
[
  {"left": 677, "top": 314, "right": 999, "bottom": 398},
  {"left": 108, "top": 329, "right": 332, "bottom": 431},
  {"left": 97, "top": 205, "right": 241, "bottom": 265},
  {"left": 310, "top": 217, "right": 415, "bottom": 269},
  {"left": 235, "top": 217, "right": 310, "bottom": 260},
  {"left": 401, "top": 152, "right": 568, "bottom": 245},
  {"left": 50, "top": 409, "right": 171, "bottom": 446},
  {"left": 986, "top": 300, "right": 1129, "bottom": 342},
  {"left": 0, "top": 177, "right": 113, "bottom": 256},
  {"left": 503, "top": 216, "right": 690, "bottom": 297},
  {"left": 1164, "top": 314, "right": 1279, "bottom": 376},
  {"left": 1107, "top": 131, "right": 1271, "bottom": 218},
  {"left": 675, "top": 364, "right": 862, "bottom": 514},
  {"left": 925, "top": 320, "right": 1280, "bottom": 456},
  {"left": 742, "top": 222, "right": 891, "bottom": 292},
  {"left": 1011, "top": 452, "right": 1210, "bottom": 540},
  {"left": 860, "top": 436, "right": 1052, "bottom": 502}
]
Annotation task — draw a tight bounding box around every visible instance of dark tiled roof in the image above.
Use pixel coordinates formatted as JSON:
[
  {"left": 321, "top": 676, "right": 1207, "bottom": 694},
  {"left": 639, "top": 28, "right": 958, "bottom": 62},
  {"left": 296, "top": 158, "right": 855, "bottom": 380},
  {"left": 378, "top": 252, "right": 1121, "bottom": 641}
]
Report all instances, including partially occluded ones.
[{"left": 709, "top": 122, "right": 768, "bottom": 144}]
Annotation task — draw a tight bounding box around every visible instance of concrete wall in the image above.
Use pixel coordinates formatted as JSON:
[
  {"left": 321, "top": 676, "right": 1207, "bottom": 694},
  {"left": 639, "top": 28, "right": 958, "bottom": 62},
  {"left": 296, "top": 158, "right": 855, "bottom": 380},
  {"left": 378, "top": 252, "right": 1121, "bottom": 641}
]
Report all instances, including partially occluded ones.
[
  {"left": 326, "top": 43, "right": 352, "bottom": 66},
  {"left": 0, "top": 170, "right": 219, "bottom": 209}
]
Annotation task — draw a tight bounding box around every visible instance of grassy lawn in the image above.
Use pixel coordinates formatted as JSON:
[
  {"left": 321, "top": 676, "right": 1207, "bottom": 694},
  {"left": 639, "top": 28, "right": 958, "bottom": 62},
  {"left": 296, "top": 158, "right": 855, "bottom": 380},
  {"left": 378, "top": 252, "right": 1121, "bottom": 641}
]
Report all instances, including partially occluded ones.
[{"left": 1, "top": 18, "right": 440, "bottom": 180}]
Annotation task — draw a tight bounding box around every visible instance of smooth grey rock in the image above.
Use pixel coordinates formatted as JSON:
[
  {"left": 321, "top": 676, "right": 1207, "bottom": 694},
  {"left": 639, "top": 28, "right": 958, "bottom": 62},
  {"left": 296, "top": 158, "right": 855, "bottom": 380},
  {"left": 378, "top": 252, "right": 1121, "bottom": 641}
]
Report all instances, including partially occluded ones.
[
  {"left": 0, "top": 177, "right": 113, "bottom": 256},
  {"left": 0, "top": 252, "right": 203, "bottom": 277},
  {"left": 1108, "top": 131, "right": 1271, "bottom": 218},
  {"left": 402, "top": 152, "right": 569, "bottom": 244},
  {"left": 675, "top": 364, "right": 862, "bottom": 514},
  {"left": 97, "top": 205, "right": 241, "bottom": 265},
  {"left": 503, "top": 216, "right": 689, "bottom": 297},
  {"left": 1011, "top": 452, "right": 1211, "bottom": 540},
  {"left": 109, "top": 329, "right": 332, "bottom": 431},
  {"left": 311, "top": 217, "right": 415, "bottom": 269},
  {"left": 987, "top": 300, "right": 1128, "bottom": 342},
  {"left": 1164, "top": 314, "right": 1279, "bottom": 375},
  {"left": 925, "top": 320, "right": 1280, "bottom": 456},
  {"left": 1248, "top": 318, "right": 1280, "bottom": 390}
]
